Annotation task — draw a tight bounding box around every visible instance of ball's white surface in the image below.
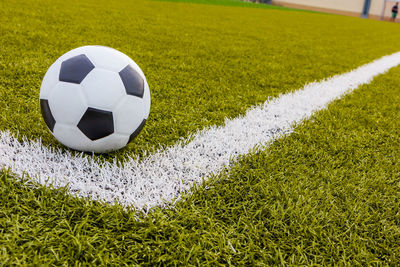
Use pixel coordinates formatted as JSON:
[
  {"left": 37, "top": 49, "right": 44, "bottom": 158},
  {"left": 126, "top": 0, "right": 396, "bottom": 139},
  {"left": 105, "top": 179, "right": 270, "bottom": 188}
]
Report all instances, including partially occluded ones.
[{"left": 40, "top": 46, "right": 150, "bottom": 153}]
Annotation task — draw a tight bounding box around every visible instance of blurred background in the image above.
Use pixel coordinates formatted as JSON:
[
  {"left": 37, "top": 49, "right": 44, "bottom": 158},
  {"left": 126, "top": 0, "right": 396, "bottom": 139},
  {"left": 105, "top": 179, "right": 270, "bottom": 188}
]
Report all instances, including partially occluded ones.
[{"left": 245, "top": 0, "right": 400, "bottom": 21}]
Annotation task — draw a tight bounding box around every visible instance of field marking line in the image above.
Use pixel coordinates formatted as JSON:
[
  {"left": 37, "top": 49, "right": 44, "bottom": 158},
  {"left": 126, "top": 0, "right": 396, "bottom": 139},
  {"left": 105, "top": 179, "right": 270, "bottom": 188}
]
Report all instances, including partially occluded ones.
[{"left": 1, "top": 52, "right": 400, "bottom": 210}]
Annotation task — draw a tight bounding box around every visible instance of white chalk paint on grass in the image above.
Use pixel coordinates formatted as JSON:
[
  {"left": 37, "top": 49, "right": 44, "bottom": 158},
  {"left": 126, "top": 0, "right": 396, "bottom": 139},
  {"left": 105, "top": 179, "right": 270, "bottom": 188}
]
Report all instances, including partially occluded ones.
[{"left": 1, "top": 52, "right": 400, "bottom": 210}]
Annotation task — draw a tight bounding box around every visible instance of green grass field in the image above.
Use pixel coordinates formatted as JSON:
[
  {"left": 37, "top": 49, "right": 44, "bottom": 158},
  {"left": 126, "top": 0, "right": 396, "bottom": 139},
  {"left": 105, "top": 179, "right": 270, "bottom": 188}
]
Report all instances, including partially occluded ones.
[
  {"left": 1, "top": 0, "right": 400, "bottom": 264},
  {"left": 2, "top": 62, "right": 399, "bottom": 265},
  {"left": 155, "top": 0, "right": 304, "bottom": 11},
  {"left": 1, "top": 0, "right": 400, "bottom": 159}
]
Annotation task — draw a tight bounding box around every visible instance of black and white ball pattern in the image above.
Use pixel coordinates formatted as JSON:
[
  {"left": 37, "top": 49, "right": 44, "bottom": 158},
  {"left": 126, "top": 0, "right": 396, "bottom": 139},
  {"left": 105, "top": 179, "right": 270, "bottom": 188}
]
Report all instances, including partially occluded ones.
[{"left": 39, "top": 46, "right": 150, "bottom": 153}]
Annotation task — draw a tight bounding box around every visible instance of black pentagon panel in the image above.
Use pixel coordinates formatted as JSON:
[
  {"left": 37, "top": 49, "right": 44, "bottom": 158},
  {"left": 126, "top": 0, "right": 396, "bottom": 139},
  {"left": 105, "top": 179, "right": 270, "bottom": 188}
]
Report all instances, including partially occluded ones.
[
  {"left": 40, "top": 99, "right": 56, "bottom": 132},
  {"left": 128, "top": 119, "right": 146, "bottom": 143},
  {"left": 78, "top": 107, "right": 114, "bottom": 141},
  {"left": 59, "top": 54, "right": 95, "bottom": 84},
  {"left": 119, "top": 65, "right": 144, "bottom": 98}
]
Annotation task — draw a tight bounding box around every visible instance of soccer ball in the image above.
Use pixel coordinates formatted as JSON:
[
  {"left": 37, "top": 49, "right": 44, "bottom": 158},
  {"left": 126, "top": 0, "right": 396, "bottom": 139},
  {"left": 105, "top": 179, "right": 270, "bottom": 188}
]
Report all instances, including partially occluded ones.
[{"left": 39, "top": 46, "right": 150, "bottom": 153}]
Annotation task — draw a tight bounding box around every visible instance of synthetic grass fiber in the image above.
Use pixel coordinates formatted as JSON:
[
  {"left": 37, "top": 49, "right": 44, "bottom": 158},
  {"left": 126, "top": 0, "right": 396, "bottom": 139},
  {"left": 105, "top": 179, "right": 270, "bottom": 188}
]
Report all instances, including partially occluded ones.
[
  {"left": 1, "top": 56, "right": 400, "bottom": 265},
  {"left": 155, "top": 0, "right": 305, "bottom": 11},
  {"left": 1, "top": 0, "right": 400, "bottom": 160}
]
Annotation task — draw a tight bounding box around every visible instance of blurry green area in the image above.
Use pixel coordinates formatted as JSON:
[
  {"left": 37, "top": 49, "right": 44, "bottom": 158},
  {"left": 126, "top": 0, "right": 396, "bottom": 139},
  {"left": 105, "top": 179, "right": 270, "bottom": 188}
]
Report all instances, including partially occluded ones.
[
  {"left": 1, "top": 61, "right": 399, "bottom": 265},
  {"left": 154, "top": 0, "right": 305, "bottom": 11},
  {"left": 1, "top": 0, "right": 400, "bottom": 161}
]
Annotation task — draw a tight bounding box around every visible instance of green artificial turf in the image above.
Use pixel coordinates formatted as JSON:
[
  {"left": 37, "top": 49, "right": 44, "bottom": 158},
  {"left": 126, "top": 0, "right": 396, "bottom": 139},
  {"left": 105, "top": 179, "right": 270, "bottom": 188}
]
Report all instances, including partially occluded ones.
[
  {"left": 1, "top": 0, "right": 400, "bottom": 160},
  {"left": 154, "top": 0, "right": 304, "bottom": 11},
  {"left": 1, "top": 59, "right": 400, "bottom": 265}
]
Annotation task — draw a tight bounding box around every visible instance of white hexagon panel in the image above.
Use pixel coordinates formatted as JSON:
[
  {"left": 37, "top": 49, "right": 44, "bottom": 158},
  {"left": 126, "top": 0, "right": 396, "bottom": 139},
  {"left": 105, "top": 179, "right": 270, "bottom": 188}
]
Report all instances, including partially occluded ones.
[
  {"left": 81, "top": 69, "right": 125, "bottom": 110},
  {"left": 113, "top": 96, "right": 147, "bottom": 141},
  {"left": 48, "top": 82, "right": 87, "bottom": 125},
  {"left": 39, "top": 45, "right": 151, "bottom": 153}
]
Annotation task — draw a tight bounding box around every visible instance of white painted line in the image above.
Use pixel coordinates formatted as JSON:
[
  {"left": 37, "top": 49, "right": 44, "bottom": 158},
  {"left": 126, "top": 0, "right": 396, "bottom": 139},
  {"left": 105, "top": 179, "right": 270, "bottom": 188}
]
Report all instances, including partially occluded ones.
[{"left": 1, "top": 52, "right": 400, "bottom": 210}]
